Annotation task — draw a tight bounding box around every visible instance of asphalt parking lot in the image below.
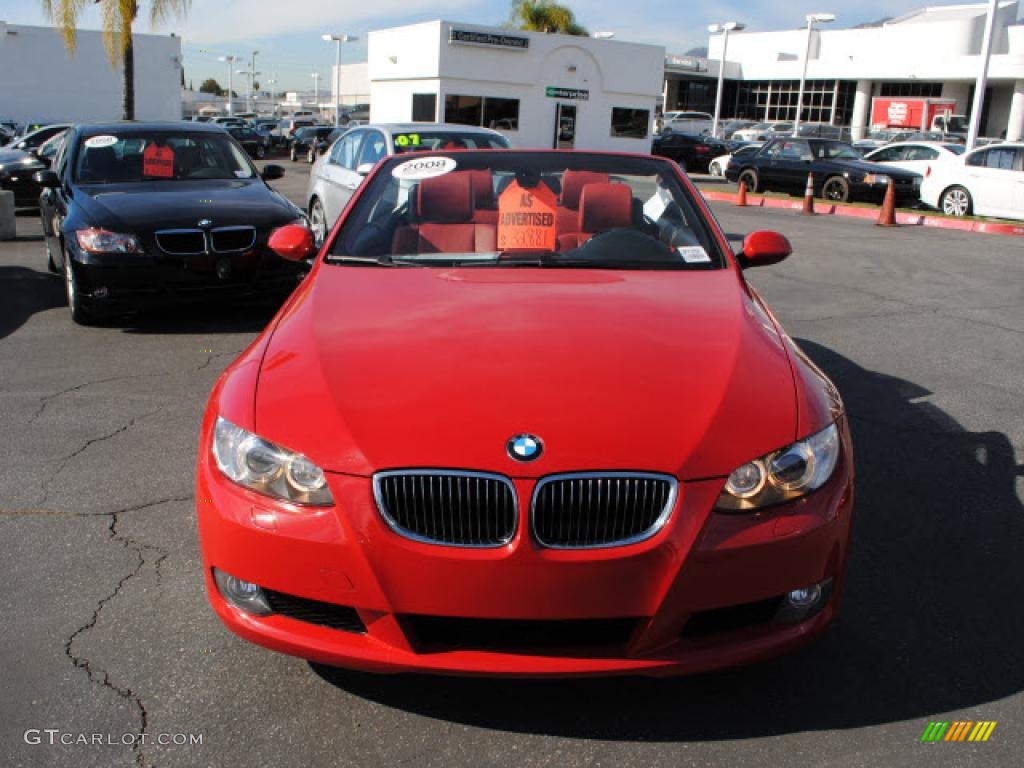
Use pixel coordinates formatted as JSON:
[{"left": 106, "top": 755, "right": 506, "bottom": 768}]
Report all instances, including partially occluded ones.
[{"left": 2, "top": 160, "right": 1022, "bottom": 768}]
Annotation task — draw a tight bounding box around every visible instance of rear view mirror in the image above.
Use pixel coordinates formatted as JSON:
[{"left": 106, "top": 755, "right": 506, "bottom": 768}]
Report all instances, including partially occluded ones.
[
  {"left": 261, "top": 164, "right": 285, "bottom": 181},
  {"left": 356, "top": 163, "right": 374, "bottom": 177},
  {"left": 268, "top": 224, "right": 316, "bottom": 262},
  {"left": 739, "top": 230, "right": 792, "bottom": 268}
]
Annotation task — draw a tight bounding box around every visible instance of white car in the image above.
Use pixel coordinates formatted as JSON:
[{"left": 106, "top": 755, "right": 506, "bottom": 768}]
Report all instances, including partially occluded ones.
[
  {"left": 662, "top": 111, "right": 713, "bottom": 136},
  {"left": 732, "top": 122, "right": 793, "bottom": 142},
  {"left": 919, "top": 142, "right": 1024, "bottom": 220},
  {"left": 305, "top": 123, "right": 511, "bottom": 245},
  {"left": 864, "top": 141, "right": 964, "bottom": 176},
  {"left": 708, "top": 143, "right": 763, "bottom": 177}
]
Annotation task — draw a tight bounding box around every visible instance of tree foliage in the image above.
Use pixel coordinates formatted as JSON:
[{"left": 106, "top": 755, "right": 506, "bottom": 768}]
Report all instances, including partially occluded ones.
[
  {"left": 509, "top": 1, "right": 588, "bottom": 36},
  {"left": 199, "top": 78, "right": 222, "bottom": 95}
]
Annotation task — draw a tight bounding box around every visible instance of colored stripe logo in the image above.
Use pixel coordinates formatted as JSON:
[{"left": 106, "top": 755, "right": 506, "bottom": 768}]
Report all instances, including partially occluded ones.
[{"left": 921, "top": 721, "right": 996, "bottom": 742}]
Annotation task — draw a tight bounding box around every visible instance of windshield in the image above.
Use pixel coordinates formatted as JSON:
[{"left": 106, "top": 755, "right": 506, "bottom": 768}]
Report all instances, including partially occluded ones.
[
  {"left": 946, "top": 116, "right": 968, "bottom": 133},
  {"left": 813, "top": 141, "right": 861, "bottom": 160},
  {"left": 74, "top": 132, "right": 256, "bottom": 183},
  {"left": 329, "top": 152, "right": 725, "bottom": 271}
]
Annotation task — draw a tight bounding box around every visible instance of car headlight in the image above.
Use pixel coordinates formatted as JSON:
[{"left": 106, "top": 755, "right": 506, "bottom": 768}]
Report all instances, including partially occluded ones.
[
  {"left": 862, "top": 173, "right": 890, "bottom": 185},
  {"left": 75, "top": 228, "right": 142, "bottom": 254},
  {"left": 716, "top": 423, "right": 840, "bottom": 512},
  {"left": 212, "top": 417, "right": 333, "bottom": 506}
]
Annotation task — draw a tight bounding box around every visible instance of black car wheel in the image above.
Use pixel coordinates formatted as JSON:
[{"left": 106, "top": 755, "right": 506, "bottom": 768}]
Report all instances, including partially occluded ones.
[
  {"left": 738, "top": 169, "right": 760, "bottom": 193},
  {"left": 309, "top": 198, "right": 328, "bottom": 248},
  {"left": 64, "top": 254, "right": 94, "bottom": 325},
  {"left": 940, "top": 186, "right": 972, "bottom": 217},
  {"left": 43, "top": 218, "right": 58, "bottom": 273},
  {"left": 822, "top": 176, "right": 850, "bottom": 203},
  {"left": 255, "top": 144, "right": 266, "bottom": 159}
]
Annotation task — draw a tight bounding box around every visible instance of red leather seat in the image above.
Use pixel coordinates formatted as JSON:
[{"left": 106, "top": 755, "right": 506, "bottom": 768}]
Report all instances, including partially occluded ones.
[
  {"left": 557, "top": 182, "right": 633, "bottom": 251},
  {"left": 392, "top": 172, "right": 497, "bottom": 254},
  {"left": 557, "top": 170, "right": 609, "bottom": 236},
  {"left": 466, "top": 169, "right": 498, "bottom": 225}
]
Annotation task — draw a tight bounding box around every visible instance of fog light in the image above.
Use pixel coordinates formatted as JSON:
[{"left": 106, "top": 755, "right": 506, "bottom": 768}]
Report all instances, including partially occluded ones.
[
  {"left": 213, "top": 568, "right": 272, "bottom": 615},
  {"left": 774, "top": 578, "right": 832, "bottom": 624},
  {"left": 786, "top": 585, "right": 822, "bottom": 608}
]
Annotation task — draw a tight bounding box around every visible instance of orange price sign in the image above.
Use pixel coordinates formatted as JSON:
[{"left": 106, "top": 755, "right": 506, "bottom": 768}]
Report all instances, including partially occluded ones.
[
  {"left": 497, "top": 180, "right": 557, "bottom": 251},
  {"left": 143, "top": 143, "right": 175, "bottom": 178}
]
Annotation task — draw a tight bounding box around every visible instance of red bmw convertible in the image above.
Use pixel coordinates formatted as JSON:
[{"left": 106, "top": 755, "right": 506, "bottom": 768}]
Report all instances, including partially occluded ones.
[{"left": 196, "top": 150, "right": 854, "bottom": 677}]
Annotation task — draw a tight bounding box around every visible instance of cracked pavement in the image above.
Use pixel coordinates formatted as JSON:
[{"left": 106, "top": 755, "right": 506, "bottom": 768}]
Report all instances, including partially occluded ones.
[{"left": 1, "top": 169, "right": 1022, "bottom": 768}]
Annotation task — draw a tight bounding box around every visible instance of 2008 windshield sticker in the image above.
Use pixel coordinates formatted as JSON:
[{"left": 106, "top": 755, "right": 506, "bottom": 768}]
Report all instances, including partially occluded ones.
[
  {"left": 391, "top": 156, "right": 456, "bottom": 180},
  {"left": 84, "top": 135, "right": 118, "bottom": 149}
]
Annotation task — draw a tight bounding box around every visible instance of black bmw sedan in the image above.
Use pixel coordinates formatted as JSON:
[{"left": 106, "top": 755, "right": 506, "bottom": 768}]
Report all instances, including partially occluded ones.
[
  {"left": 651, "top": 132, "right": 730, "bottom": 174},
  {"left": 34, "top": 122, "right": 309, "bottom": 324},
  {"left": 725, "top": 137, "right": 922, "bottom": 205},
  {"left": 0, "top": 129, "right": 66, "bottom": 208}
]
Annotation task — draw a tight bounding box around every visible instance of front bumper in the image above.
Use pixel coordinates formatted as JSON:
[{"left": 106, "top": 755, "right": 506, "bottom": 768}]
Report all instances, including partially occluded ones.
[
  {"left": 196, "top": 422, "right": 855, "bottom": 677},
  {"left": 69, "top": 241, "right": 306, "bottom": 313}
]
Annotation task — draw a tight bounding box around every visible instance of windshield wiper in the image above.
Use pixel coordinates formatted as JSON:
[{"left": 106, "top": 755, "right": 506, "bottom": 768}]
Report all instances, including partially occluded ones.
[{"left": 324, "top": 255, "right": 425, "bottom": 266}]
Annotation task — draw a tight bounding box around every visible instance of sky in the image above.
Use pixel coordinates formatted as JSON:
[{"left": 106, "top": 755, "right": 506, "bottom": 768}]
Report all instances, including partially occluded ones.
[{"left": 1, "top": 0, "right": 969, "bottom": 92}]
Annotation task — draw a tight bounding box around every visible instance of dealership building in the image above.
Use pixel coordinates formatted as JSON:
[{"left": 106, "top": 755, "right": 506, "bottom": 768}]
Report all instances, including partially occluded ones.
[
  {"left": 0, "top": 21, "right": 182, "bottom": 124},
  {"left": 665, "top": 1, "right": 1024, "bottom": 140}
]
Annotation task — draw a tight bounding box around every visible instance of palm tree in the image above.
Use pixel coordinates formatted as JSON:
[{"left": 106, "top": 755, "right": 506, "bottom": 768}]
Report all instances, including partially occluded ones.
[
  {"left": 510, "top": 1, "right": 588, "bottom": 36},
  {"left": 42, "top": 0, "right": 192, "bottom": 120}
]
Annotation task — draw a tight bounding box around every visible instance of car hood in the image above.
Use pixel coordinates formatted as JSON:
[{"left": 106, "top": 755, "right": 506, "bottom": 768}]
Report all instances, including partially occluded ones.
[
  {"left": 254, "top": 266, "right": 799, "bottom": 479},
  {"left": 74, "top": 180, "right": 299, "bottom": 231},
  {"left": 0, "top": 149, "right": 34, "bottom": 168}
]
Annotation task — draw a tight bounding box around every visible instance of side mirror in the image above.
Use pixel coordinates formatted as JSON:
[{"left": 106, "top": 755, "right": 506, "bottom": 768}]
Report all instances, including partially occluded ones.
[
  {"left": 33, "top": 170, "right": 60, "bottom": 188},
  {"left": 261, "top": 164, "right": 285, "bottom": 181},
  {"left": 739, "top": 230, "right": 792, "bottom": 268},
  {"left": 355, "top": 162, "right": 374, "bottom": 177},
  {"left": 268, "top": 224, "right": 316, "bottom": 262}
]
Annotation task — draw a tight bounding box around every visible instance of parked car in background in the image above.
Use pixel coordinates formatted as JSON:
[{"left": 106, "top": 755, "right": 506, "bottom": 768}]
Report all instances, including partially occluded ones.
[
  {"left": 716, "top": 119, "right": 758, "bottom": 139},
  {"left": 651, "top": 132, "right": 730, "bottom": 173},
  {"left": 281, "top": 117, "right": 319, "bottom": 143},
  {"left": 290, "top": 126, "right": 337, "bottom": 162},
  {"left": 726, "top": 137, "right": 922, "bottom": 204},
  {"left": 863, "top": 141, "right": 964, "bottom": 176},
  {"left": 919, "top": 142, "right": 1024, "bottom": 220},
  {"left": 732, "top": 122, "right": 793, "bottom": 142},
  {"left": 3, "top": 123, "right": 71, "bottom": 151},
  {"left": 661, "top": 111, "right": 714, "bottom": 136},
  {"left": 34, "top": 121, "right": 307, "bottom": 324},
  {"left": 709, "top": 143, "right": 763, "bottom": 177},
  {"left": 0, "top": 129, "right": 66, "bottom": 208},
  {"left": 305, "top": 123, "right": 511, "bottom": 245},
  {"left": 796, "top": 123, "right": 851, "bottom": 141},
  {"left": 226, "top": 125, "right": 270, "bottom": 159},
  {"left": 211, "top": 117, "right": 247, "bottom": 129}
]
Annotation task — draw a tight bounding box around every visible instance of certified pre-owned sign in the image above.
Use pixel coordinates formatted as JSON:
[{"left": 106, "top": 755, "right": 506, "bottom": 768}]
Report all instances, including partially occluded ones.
[
  {"left": 449, "top": 29, "right": 529, "bottom": 49},
  {"left": 545, "top": 87, "right": 589, "bottom": 101}
]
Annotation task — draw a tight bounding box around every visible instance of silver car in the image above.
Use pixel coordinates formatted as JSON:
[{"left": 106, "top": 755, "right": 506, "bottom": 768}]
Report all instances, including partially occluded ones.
[{"left": 305, "top": 122, "right": 511, "bottom": 245}]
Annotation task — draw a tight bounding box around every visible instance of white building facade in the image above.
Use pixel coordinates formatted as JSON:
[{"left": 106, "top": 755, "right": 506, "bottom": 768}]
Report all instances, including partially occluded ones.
[
  {"left": 365, "top": 21, "right": 665, "bottom": 151},
  {"left": 0, "top": 21, "right": 182, "bottom": 124},
  {"left": 665, "top": 1, "right": 1024, "bottom": 140}
]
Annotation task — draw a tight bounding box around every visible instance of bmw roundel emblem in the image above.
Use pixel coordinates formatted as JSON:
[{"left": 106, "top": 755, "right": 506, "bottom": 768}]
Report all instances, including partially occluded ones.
[
  {"left": 507, "top": 434, "right": 543, "bottom": 462},
  {"left": 198, "top": 218, "right": 213, "bottom": 229}
]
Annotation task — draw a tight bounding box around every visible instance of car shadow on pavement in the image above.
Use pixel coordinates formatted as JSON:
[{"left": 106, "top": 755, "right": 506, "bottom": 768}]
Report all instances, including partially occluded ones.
[
  {"left": 0, "top": 266, "right": 64, "bottom": 340},
  {"left": 311, "top": 338, "right": 1024, "bottom": 740}
]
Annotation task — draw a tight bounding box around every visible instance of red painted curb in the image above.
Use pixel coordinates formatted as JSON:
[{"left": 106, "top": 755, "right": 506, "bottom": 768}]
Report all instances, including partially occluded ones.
[{"left": 699, "top": 189, "right": 1024, "bottom": 237}]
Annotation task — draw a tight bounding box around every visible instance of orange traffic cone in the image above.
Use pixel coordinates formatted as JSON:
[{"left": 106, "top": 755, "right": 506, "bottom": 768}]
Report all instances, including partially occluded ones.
[
  {"left": 736, "top": 180, "right": 748, "bottom": 207},
  {"left": 802, "top": 172, "right": 815, "bottom": 215},
  {"left": 877, "top": 179, "right": 896, "bottom": 227}
]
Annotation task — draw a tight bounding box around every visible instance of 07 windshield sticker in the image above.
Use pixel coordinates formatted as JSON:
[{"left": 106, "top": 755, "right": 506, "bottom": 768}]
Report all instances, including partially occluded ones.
[
  {"left": 497, "top": 180, "right": 557, "bottom": 251},
  {"left": 84, "top": 135, "right": 118, "bottom": 149},
  {"left": 393, "top": 133, "right": 421, "bottom": 148},
  {"left": 143, "top": 143, "right": 175, "bottom": 178},
  {"left": 391, "top": 156, "right": 456, "bottom": 180}
]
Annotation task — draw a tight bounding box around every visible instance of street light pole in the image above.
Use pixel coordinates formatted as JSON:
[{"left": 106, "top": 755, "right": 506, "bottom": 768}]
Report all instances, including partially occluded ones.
[
  {"left": 709, "top": 21, "right": 745, "bottom": 138},
  {"left": 322, "top": 34, "right": 358, "bottom": 127},
  {"left": 794, "top": 13, "right": 835, "bottom": 134},
  {"left": 311, "top": 72, "right": 321, "bottom": 110},
  {"left": 967, "top": 0, "right": 999, "bottom": 150},
  {"left": 249, "top": 50, "right": 259, "bottom": 112},
  {"left": 218, "top": 55, "right": 238, "bottom": 115}
]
